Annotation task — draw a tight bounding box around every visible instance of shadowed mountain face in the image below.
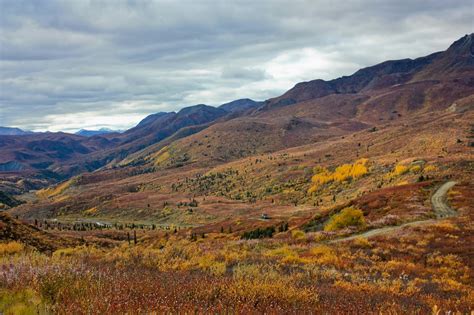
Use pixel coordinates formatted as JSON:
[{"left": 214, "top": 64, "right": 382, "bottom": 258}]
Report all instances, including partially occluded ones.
[
  {"left": 0, "top": 133, "right": 119, "bottom": 174},
  {"left": 125, "top": 104, "right": 228, "bottom": 142},
  {"left": 0, "top": 34, "right": 473, "bottom": 185},
  {"left": 219, "top": 99, "right": 263, "bottom": 114}
]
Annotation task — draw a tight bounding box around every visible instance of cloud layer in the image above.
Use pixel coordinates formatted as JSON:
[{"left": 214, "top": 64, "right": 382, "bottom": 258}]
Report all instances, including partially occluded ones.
[{"left": 0, "top": 0, "right": 472, "bottom": 132}]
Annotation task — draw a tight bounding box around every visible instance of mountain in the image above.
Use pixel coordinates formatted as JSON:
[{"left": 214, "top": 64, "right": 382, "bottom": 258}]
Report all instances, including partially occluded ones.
[
  {"left": 76, "top": 128, "right": 122, "bottom": 137},
  {"left": 261, "top": 36, "right": 472, "bottom": 111},
  {"left": 0, "top": 103, "right": 234, "bottom": 185},
  {"left": 219, "top": 98, "right": 263, "bottom": 114},
  {"left": 38, "top": 104, "right": 230, "bottom": 175},
  {"left": 1, "top": 34, "right": 473, "bottom": 190},
  {"left": 140, "top": 34, "right": 473, "bottom": 168},
  {"left": 0, "top": 132, "right": 119, "bottom": 176},
  {"left": 0, "top": 127, "right": 34, "bottom": 136},
  {"left": 135, "top": 112, "right": 171, "bottom": 128}
]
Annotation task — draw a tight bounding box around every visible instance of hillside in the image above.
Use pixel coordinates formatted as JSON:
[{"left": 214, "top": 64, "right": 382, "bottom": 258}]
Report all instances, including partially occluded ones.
[
  {"left": 1, "top": 35, "right": 472, "bottom": 186},
  {"left": 0, "top": 212, "right": 78, "bottom": 252},
  {"left": 0, "top": 101, "right": 262, "bottom": 187},
  {"left": 1, "top": 34, "right": 472, "bottom": 196},
  {"left": 126, "top": 34, "right": 474, "bottom": 169}
]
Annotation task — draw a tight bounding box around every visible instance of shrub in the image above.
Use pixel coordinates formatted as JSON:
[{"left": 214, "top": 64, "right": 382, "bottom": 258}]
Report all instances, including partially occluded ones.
[
  {"left": 242, "top": 226, "right": 275, "bottom": 239},
  {"left": 423, "top": 165, "right": 437, "bottom": 173},
  {"left": 0, "top": 241, "right": 24, "bottom": 255},
  {"left": 197, "top": 254, "right": 227, "bottom": 276},
  {"left": 309, "top": 245, "right": 339, "bottom": 265},
  {"left": 352, "top": 237, "right": 372, "bottom": 248},
  {"left": 410, "top": 165, "right": 422, "bottom": 173},
  {"left": 291, "top": 229, "right": 305, "bottom": 240},
  {"left": 0, "top": 289, "right": 45, "bottom": 314},
  {"left": 308, "top": 159, "right": 368, "bottom": 193},
  {"left": 392, "top": 164, "right": 408, "bottom": 176},
  {"left": 324, "top": 207, "right": 366, "bottom": 231}
]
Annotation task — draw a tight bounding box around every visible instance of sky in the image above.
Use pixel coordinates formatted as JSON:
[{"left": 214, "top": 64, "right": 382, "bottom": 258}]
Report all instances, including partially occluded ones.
[{"left": 0, "top": 0, "right": 473, "bottom": 132}]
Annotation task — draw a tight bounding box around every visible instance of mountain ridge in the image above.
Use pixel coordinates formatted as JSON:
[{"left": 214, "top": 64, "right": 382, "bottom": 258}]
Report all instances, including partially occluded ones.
[{"left": 0, "top": 34, "right": 472, "bottom": 189}]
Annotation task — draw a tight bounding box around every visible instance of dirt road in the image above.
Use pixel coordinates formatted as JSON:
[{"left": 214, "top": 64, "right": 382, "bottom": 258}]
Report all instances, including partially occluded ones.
[
  {"left": 431, "top": 181, "right": 457, "bottom": 218},
  {"left": 329, "top": 181, "right": 457, "bottom": 243}
]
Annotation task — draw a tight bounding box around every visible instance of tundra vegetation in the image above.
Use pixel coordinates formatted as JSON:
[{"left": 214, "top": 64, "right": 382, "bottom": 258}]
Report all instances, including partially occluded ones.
[
  {"left": 1, "top": 173, "right": 473, "bottom": 313},
  {"left": 1, "top": 214, "right": 473, "bottom": 314}
]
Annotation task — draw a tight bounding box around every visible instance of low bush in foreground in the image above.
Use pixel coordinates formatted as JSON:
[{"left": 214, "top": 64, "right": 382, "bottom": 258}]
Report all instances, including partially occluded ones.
[{"left": 1, "top": 221, "right": 472, "bottom": 314}]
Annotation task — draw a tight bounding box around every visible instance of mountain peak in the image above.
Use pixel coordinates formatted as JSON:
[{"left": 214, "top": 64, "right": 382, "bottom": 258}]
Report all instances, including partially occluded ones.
[
  {"left": 447, "top": 33, "right": 474, "bottom": 56},
  {"left": 0, "top": 126, "right": 33, "bottom": 136},
  {"left": 219, "top": 99, "right": 262, "bottom": 113}
]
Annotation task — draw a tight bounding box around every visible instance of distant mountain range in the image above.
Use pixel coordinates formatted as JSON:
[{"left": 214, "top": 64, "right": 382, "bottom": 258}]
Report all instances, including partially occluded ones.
[
  {"left": 0, "top": 34, "right": 472, "bottom": 184},
  {"left": 0, "top": 127, "right": 33, "bottom": 136},
  {"left": 75, "top": 128, "right": 123, "bottom": 137},
  {"left": 0, "top": 127, "right": 122, "bottom": 137}
]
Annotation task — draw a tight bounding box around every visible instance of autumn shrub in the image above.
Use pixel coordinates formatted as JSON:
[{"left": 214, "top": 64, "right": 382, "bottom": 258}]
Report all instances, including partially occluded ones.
[
  {"left": 36, "top": 177, "right": 78, "bottom": 199},
  {"left": 410, "top": 165, "right": 422, "bottom": 173},
  {"left": 265, "top": 245, "right": 296, "bottom": 259},
  {"left": 427, "top": 253, "right": 469, "bottom": 281},
  {"left": 0, "top": 289, "right": 46, "bottom": 314},
  {"left": 308, "top": 159, "right": 368, "bottom": 193},
  {"left": 309, "top": 245, "right": 339, "bottom": 265},
  {"left": 324, "top": 207, "right": 366, "bottom": 231},
  {"left": 351, "top": 237, "right": 372, "bottom": 248},
  {"left": 386, "top": 163, "right": 410, "bottom": 180},
  {"left": 0, "top": 242, "right": 24, "bottom": 255},
  {"left": 197, "top": 254, "right": 227, "bottom": 276},
  {"left": 423, "top": 165, "right": 437, "bottom": 173},
  {"left": 229, "top": 263, "right": 319, "bottom": 306},
  {"left": 291, "top": 229, "right": 306, "bottom": 240},
  {"left": 370, "top": 214, "right": 401, "bottom": 228},
  {"left": 227, "top": 277, "right": 319, "bottom": 307}
]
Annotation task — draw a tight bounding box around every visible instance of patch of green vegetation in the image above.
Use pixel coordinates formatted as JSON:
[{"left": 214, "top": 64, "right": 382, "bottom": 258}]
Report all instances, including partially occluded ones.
[
  {"left": 0, "top": 191, "right": 24, "bottom": 209},
  {"left": 242, "top": 226, "right": 276, "bottom": 239},
  {"left": 0, "top": 289, "right": 48, "bottom": 315}
]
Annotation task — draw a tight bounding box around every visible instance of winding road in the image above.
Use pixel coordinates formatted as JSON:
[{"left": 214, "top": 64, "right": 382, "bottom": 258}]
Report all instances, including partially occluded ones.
[
  {"left": 329, "top": 181, "right": 457, "bottom": 243},
  {"left": 431, "top": 181, "right": 457, "bottom": 218}
]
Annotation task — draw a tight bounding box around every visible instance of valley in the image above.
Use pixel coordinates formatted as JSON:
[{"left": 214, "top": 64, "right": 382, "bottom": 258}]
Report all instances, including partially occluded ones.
[{"left": 0, "top": 34, "right": 473, "bottom": 313}]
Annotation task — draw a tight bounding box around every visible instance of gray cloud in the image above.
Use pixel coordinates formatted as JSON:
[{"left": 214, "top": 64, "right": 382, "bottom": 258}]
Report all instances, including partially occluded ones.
[{"left": 0, "top": 0, "right": 472, "bottom": 132}]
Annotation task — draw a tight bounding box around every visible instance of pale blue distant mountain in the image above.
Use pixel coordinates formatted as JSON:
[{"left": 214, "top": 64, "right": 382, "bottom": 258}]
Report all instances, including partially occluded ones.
[
  {"left": 75, "top": 128, "right": 123, "bottom": 137},
  {"left": 0, "top": 126, "right": 34, "bottom": 135}
]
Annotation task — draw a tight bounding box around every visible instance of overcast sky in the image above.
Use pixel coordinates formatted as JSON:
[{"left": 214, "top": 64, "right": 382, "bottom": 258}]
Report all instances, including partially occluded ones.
[{"left": 0, "top": 0, "right": 472, "bottom": 132}]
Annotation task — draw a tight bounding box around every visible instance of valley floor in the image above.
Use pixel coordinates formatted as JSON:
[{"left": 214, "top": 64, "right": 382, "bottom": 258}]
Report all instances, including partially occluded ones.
[{"left": 0, "top": 180, "right": 473, "bottom": 314}]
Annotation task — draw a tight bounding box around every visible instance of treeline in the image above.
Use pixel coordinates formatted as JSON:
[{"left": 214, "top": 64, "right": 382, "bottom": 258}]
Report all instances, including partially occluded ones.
[
  {"left": 241, "top": 222, "right": 288, "bottom": 239},
  {"left": 29, "top": 219, "right": 178, "bottom": 232}
]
